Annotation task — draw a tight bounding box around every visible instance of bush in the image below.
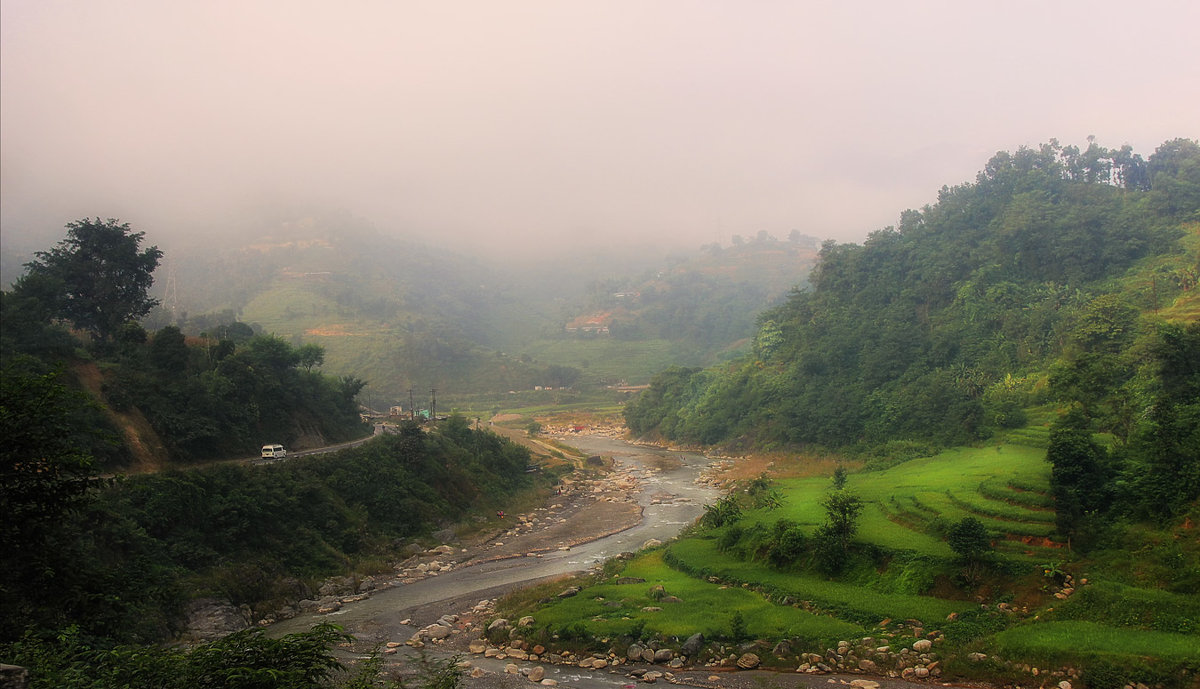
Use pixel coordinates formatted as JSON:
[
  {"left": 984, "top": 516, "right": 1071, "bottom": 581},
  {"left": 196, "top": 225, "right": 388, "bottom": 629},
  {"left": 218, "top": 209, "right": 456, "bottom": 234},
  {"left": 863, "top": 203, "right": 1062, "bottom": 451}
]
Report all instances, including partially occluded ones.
[
  {"left": 948, "top": 517, "right": 993, "bottom": 562},
  {"left": 764, "top": 520, "right": 806, "bottom": 568},
  {"left": 812, "top": 524, "right": 851, "bottom": 575},
  {"left": 717, "top": 524, "right": 745, "bottom": 553},
  {"left": 701, "top": 495, "right": 742, "bottom": 529},
  {"left": 1, "top": 623, "right": 354, "bottom": 689}
]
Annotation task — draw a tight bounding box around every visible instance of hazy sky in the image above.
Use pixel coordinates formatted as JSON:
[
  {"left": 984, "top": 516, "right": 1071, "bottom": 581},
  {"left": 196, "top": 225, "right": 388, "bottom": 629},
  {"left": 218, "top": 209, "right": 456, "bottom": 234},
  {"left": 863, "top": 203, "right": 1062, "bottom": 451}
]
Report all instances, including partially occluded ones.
[{"left": 3, "top": 1, "right": 1198, "bottom": 257}]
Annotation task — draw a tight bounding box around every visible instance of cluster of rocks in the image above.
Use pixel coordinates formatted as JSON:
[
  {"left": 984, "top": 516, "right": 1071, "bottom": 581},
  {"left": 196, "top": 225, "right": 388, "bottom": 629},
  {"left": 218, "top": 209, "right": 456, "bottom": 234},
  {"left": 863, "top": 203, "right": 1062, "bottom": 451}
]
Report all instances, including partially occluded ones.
[
  {"left": 402, "top": 599, "right": 497, "bottom": 652},
  {"left": 396, "top": 552, "right": 457, "bottom": 582},
  {"left": 1052, "top": 572, "right": 1085, "bottom": 600},
  {"left": 454, "top": 613, "right": 702, "bottom": 684},
  {"left": 696, "top": 459, "right": 737, "bottom": 489},
  {"left": 968, "top": 653, "right": 1083, "bottom": 686},
  {"left": 188, "top": 543, "right": 467, "bottom": 635},
  {"left": 791, "top": 636, "right": 943, "bottom": 678},
  {"left": 480, "top": 472, "right": 645, "bottom": 555},
  {"left": 498, "top": 663, "right": 559, "bottom": 685},
  {"left": 464, "top": 611, "right": 953, "bottom": 685},
  {"left": 545, "top": 420, "right": 627, "bottom": 439}
]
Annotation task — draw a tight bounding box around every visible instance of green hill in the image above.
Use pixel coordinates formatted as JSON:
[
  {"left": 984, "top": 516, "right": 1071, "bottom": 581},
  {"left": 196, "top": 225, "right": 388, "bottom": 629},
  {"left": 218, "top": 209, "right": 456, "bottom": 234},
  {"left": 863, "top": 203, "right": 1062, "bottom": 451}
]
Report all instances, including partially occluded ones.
[
  {"left": 625, "top": 138, "right": 1200, "bottom": 451},
  {"left": 156, "top": 215, "right": 819, "bottom": 407}
]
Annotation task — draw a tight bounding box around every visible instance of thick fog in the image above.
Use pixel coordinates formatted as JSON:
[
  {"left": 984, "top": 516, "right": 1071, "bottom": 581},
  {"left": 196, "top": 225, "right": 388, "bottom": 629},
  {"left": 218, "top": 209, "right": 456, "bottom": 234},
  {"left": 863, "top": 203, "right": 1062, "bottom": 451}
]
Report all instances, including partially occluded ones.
[{"left": 2, "top": 1, "right": 1198, "bottom": 259}]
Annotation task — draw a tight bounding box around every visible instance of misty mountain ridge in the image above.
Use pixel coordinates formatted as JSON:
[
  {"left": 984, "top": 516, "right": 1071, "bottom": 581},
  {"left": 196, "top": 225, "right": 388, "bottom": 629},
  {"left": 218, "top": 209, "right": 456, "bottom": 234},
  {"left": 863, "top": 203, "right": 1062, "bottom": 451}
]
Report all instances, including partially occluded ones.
[{"left": 151, "top": 212, "right": 820, "bottom": 406}]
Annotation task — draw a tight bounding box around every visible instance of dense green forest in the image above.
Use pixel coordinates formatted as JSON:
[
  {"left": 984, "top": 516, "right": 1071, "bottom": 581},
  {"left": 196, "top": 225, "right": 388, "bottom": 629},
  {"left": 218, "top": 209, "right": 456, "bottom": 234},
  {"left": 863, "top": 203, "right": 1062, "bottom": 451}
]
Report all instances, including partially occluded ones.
[
  {"left": 0, "top": 221, "right": 545, "bottom": 687},
  {"left": 626, "top": 138, "right": 1199, "bottom": 453},
  {"left": 1, "top": 406, "right": 535, "bottom": 644}
]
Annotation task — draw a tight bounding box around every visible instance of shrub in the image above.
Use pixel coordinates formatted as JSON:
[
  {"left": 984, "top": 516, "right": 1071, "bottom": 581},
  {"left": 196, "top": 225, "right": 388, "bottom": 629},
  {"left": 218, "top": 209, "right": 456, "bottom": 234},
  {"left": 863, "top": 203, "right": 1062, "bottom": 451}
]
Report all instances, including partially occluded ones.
[
  {"left": 948, "top": 516, "right": 993, "bottom": 571},
  {"left": 701, "top": 495, "right": 742, "bottom": 528},
  {"left": 765, "top": 520, "right": 806, "bottom": 568},
  {"left": 717, "top": 524, "right": 745, "bottom": 553}
]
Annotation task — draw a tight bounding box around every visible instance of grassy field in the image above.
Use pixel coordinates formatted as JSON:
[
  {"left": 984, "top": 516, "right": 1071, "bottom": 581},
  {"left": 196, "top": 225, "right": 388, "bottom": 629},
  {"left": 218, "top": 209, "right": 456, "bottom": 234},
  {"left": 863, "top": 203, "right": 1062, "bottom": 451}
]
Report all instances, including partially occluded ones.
[
  {"left": 510, "top": 550, "right": 864, "bottom": 646},
  {"left": 993, "top": 621, "right": 1200, "bottom": 665},
  {"left": 522, "top": 337, "right": 727, "bottom": 384},
  {"left": 737, "top": 444, "right": 1057, "bottom": 558},
  {"left": 667, "top": 538, "right": 972, "bottom": 622}
]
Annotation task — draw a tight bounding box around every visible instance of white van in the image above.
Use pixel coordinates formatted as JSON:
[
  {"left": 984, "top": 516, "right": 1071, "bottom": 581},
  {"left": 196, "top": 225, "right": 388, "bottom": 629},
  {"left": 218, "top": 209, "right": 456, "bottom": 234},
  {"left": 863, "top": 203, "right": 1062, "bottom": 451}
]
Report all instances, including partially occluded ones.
[{"left": 261, "top": 444, "right": 287, "bottom": 459}]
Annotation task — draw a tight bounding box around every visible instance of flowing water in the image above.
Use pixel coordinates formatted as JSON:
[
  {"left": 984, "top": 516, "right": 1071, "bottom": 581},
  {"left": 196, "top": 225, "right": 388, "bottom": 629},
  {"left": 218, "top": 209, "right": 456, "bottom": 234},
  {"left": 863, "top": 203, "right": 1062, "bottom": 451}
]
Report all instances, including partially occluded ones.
[{"left": 269, "top": 436, "right": 720, "bottom": 639}]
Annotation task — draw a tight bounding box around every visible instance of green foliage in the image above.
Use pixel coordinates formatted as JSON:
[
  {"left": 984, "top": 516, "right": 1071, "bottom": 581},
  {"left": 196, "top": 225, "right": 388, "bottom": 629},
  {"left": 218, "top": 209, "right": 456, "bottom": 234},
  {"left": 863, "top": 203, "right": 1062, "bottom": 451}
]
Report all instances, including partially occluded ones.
[
  {"left": 623, "top": 365, "right": 701, "bottom": 438},
  {"left": 623, "top": 138, "right": 1198, "bottom": 452},
  {"left": 726, "top": 610, "right": 748, "bottom": 641},
  {"left": 762, "top": 519, "right": 807, "bottom": 568},
  {"left": 716, "top": 524, "right": 744, "bottom": 553},
  {"left": 701, "top": 494, "right": 743, "bottom": 528},
  {"left": 992, "top": 621, "right": 1200, "bottom": 681},
  {"left": 0, "top": 417, "right": 534, "bottom": 644},
  {"left": 947, "top": 516, "right": 993, "bottom": 585},
  {"left": 394, "top": 651, "right": 465, "bottom": 689},
  {"left": 666, "top": 538, "right": 970, "bottom": 623},
  {"left": 1120, "top": 321, "right": 1200, "bottom": 520},
  {"left": 1, "top": 623, "right": 355, "bottom": 689},
  {"left": 831, "top": 465, "right": 847, "bottom": 490},
  {"left": 1046, "top": 581, "right": 1200, "bottom": 635},
  {"left": 811, "top": 490, "right": 863, "bottom": 575},
  {"left": 1047, "top": 320, "right": 1200, "bottom": 536},
  {"left": 1046, "top": 407, "right": 1112, "bottom": 541},
  {"left": 118, "top": 332, "right": 366, "bottom": 461},
  {"left": 820, "top": 490, "right": 863, "bottom": 548},
  {"left": 17, "top": 218, "right": 163, "bottom": 342},
  {"left": 0, "top": 360, "right": 101, "bottom": 531},
  {"left": 947, "top": 516, "right": 992, "bottom": 562},
  {"left": 746, "top": 473, "right": 784, "bottom": 510},
  {"left": 0, "top": 359, "right": 180, "bottom": 642},
  {"left": 508, "top": 550, "right": 863, "bottom": 646}
]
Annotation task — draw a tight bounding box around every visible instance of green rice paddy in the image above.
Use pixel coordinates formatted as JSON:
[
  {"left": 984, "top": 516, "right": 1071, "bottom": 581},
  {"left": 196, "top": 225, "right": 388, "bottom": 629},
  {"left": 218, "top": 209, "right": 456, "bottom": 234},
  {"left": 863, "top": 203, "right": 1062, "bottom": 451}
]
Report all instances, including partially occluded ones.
[
  {"left": 524, "top": 551, "right": 863, "bottom": 644},
  {"left": 738, "top": 444, "right": 1058, "bottom": 558},
  {"left": 505, "top": 438, "right": 1199, "bottom": 679}
]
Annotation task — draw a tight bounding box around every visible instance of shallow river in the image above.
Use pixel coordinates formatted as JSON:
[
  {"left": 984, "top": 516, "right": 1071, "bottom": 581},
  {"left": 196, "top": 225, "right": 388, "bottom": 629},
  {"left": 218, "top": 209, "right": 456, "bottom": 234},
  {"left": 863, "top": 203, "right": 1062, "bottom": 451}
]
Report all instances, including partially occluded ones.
[
  {"left": 268, "top": 437, "right": 921, "bottom": 689},
  {"left": 269, "top": 436, "right": 720, "bottom": 641}
]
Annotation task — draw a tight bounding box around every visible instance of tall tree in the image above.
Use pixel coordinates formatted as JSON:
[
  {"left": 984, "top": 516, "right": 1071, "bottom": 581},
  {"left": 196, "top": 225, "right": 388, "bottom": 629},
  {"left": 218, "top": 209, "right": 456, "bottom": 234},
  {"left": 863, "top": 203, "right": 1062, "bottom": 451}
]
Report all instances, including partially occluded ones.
[
  {"left": 1124, "top": 322, "right": 1200, "bottom": 520},
  {"left": 1046, "top": 406, "right": 1111, "bottom": 542},
  {"left": 18, "top": 218, "right": 163, "bottom": 342}
]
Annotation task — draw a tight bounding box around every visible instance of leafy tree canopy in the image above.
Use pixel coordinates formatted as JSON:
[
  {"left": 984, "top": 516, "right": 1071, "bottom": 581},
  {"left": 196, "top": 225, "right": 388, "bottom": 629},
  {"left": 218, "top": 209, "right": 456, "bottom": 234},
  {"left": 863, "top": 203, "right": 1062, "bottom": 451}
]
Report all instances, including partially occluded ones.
[
  {"left": 17, "top": 218, "right": 163, "bottom": 342},
  {"left": 624, "top": 138, "right": 1199, "bottom": 452}
]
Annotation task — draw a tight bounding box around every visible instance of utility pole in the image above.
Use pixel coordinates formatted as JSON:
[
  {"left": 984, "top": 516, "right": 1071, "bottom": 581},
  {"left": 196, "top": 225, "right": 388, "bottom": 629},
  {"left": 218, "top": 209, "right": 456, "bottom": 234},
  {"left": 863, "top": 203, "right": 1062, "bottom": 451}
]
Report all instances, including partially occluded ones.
[
  {"left": 408, "top": 387, "right": 415, "bottom": 421},
  {"left": 430, "top": 387, "right": 437, "bottom": 421}
]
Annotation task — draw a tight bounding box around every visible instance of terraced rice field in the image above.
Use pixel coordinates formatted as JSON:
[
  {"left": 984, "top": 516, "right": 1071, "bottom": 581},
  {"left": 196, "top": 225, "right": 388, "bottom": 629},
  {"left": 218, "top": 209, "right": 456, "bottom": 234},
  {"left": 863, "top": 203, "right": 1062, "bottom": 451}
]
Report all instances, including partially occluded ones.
[{"left": 740, "top": 443, "right": 1061, "bottom": 559}]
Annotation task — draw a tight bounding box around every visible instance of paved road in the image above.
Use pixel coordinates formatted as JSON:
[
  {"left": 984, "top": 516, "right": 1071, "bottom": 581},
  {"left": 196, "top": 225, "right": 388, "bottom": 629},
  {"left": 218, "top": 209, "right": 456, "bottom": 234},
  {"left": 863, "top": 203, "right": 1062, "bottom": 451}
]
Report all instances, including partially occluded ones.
[{"left": 248, "top": 423, "right": 389, "bottom": 464}]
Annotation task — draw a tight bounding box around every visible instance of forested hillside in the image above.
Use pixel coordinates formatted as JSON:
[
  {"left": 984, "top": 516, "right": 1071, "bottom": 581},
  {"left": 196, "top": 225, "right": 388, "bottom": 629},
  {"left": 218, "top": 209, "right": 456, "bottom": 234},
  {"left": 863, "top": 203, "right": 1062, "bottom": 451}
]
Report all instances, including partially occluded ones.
[
  {"left": 1, "top": 219, "right": 547, "bottom": 682},
  {"left": 564, "top": 233, "right": 819, "bottom": 344},
  {"left": 626, "top": 138, "right": 1199, "bottom": 453},
  {"left": 1, "top": 403, "right": 539, "bottom": 644}
]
